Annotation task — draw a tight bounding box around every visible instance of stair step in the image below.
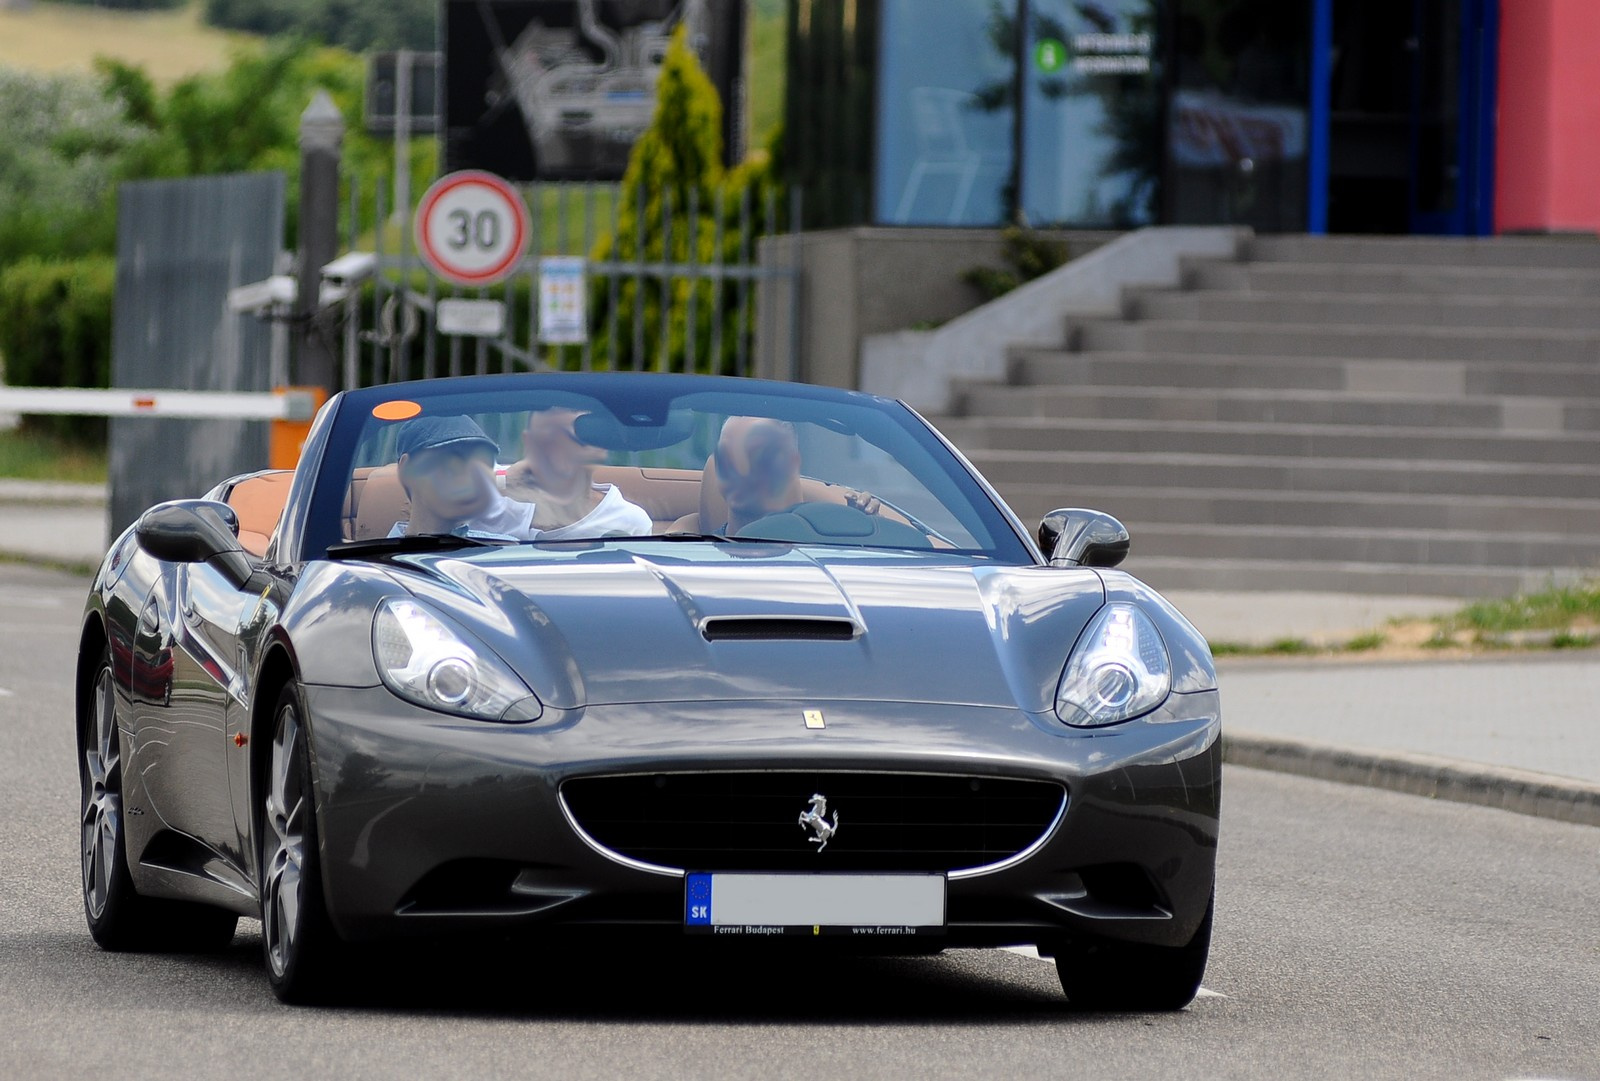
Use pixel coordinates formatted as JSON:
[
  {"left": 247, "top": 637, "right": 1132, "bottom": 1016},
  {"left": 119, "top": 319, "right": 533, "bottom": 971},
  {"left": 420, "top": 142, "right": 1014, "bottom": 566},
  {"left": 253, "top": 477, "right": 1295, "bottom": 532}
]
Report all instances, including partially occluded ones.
[
  {"left": 965, "top": 448, "right": 1600, "bottom": 500},
  {"left": 1130, "top": 289, "right": 1600, "bottom": 331},
  {"left": 1118, "top": 556, "right": 1578, "bottom": 600},
  {"left": 1246, "top": 234, "right": 1600, "bottom": 269},
  {"left": 951, "top": 383, "right": 1593, "bottom": 430},
  {"left": 1009, "top": 351, "right": 1600, "bottom": 399},
  {"left": 1076, "top": 319, "right": 1600, "bottom": 364},
  {"left": 1187, "top": 260, "right": 1600, "bottom": 298},
  {"left": 1123, "top": 523, "right": 1600, "bottom": 569},
  {"left": 937, "top": 416, "right": 1600, "bottom": 465},
  {"left": 993, "top": 484, "right": 1600, "bottom": 535}
]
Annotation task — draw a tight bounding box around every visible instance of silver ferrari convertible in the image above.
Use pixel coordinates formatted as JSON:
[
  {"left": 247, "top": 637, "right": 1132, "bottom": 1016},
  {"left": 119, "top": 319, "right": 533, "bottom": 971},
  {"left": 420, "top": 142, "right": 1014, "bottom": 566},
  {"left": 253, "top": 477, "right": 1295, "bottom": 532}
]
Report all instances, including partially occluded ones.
[{"left": 76, "top": 372, "right": 1221, "bottom": 1008}]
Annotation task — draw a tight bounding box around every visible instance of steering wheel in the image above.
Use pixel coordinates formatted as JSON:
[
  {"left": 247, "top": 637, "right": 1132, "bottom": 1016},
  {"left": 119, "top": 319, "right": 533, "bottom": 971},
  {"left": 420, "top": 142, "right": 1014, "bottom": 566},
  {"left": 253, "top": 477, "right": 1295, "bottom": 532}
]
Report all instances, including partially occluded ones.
[{"left": 735, "top": 502, "right": 933, "bottom": 548}]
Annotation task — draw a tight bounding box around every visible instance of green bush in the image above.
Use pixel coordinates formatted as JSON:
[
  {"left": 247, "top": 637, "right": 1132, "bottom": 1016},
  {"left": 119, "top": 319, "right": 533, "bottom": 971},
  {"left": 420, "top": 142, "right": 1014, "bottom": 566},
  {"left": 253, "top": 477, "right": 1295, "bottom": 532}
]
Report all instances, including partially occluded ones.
[
  {"left": 46, "top": 0, "right": 184, "bottom": 8},
  {"left": 203, "top": 0, "right": 436, "bottom": 51},
  {"left": 0, "top": 256, "right": 116, "bottom": 441},
  {"left": 0, "top": 68, "right": 142, "bottom": 264},
  {"left": 587, "top": 26, "right": 785, "bottom": 375},
  {"left": 962, "top": 227, "right": 1073, "bottom": 303}
]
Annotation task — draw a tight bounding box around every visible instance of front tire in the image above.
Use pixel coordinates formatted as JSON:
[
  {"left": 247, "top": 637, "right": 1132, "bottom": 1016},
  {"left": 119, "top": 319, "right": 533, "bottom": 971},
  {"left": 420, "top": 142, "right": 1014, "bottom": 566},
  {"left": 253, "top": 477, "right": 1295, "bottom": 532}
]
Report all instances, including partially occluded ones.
[
  {"left": 1054, "top": 894, "right": 1214, "bottom": 1011},
  {"left": 260, "top": 682, "right": 344, "bottom": 1003},
  {"left": 80, "top": 657, "right": 237, "bottom": 951}
]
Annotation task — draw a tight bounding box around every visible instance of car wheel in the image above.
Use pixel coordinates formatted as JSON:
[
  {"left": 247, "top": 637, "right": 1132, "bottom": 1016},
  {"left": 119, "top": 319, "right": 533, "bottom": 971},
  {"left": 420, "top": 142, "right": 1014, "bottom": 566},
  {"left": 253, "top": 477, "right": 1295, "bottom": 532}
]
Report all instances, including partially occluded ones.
[
  {"left": 1054, "top": 893, "right": 1213, "bottom": 1011},
  {"left": 81, "top": 657, "right": 238, "bottom": 951},
  {"left": 260, "top": 682, "right": 344, "bottom": 1003}
]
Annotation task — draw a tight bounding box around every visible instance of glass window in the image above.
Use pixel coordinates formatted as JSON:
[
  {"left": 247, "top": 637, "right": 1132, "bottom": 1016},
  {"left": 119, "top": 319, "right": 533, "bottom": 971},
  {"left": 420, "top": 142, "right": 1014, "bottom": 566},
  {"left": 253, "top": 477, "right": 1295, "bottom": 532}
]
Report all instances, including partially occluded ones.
[
  {"left": 1022, "top": 0, "right": 1163, "bottom": 227},
  {"left": 875, "top": 0, "right": 1018, "bottom": 226},
  {"left": 315, "top": 377, "right": 1031, "bottom": 559},
  {"left": 1166, "top": 0, "right": 1310, "bottom": 232}
]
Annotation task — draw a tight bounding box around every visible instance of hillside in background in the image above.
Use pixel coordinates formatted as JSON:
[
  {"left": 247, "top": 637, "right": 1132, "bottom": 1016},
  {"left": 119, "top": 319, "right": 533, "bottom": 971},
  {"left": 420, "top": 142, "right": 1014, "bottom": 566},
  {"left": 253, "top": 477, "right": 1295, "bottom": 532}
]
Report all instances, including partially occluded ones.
[
  {"left": 2, "top": 0, "right": 785, "bottom": 144},
  {"left": 0, "top": 1, "right": 250, "bottom": 84}
]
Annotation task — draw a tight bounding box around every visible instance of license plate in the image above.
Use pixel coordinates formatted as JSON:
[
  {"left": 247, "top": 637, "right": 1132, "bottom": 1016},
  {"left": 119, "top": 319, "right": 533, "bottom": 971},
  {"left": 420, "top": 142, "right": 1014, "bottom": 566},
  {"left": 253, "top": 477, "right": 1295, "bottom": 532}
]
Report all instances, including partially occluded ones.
[{"left": 684, "top": 873, "right": 945, "bottom": 936}]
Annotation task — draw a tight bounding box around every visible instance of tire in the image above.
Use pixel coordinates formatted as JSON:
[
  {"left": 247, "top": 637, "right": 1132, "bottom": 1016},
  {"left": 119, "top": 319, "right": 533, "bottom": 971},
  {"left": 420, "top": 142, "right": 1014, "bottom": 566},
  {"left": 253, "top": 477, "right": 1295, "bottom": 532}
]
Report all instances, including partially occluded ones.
[
  {"left": 1054, "top": 893, "right": 1214, "bottom": 1011},
  {"left": 259, "top": 682, "right": 345, "bottom": 1004},
  {"left": 80, "top": 657, "right": 238, "bottom": 952}
]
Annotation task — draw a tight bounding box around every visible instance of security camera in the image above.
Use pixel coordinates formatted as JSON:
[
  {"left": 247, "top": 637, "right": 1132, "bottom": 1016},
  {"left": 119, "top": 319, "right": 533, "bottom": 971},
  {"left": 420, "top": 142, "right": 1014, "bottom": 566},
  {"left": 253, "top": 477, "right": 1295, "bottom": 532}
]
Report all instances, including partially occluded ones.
[
  {"left": 227, "top": 275, "right": 298, "bottom": 315},
  {"left": 321, "top": 251, "right": 377, "bottom": 286}
]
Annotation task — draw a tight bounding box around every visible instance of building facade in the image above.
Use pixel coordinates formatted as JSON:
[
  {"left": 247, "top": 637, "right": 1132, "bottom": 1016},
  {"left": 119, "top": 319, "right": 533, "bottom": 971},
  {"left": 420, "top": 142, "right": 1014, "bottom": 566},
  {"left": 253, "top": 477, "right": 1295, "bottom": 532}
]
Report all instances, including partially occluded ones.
[{"left": 785, "top": 0, "right": 1600, "bottom": 236}]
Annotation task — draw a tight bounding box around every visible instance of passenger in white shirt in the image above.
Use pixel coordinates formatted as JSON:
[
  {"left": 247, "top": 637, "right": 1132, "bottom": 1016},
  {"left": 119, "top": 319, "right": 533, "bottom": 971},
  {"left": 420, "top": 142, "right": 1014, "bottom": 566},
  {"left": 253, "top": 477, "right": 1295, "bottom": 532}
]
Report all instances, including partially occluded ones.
[
  {"left": 502, "top": 407, "right": 653, "bottom": 538},
  {"left": 388, "top": 416, "right": 538, "bottom": 540}
]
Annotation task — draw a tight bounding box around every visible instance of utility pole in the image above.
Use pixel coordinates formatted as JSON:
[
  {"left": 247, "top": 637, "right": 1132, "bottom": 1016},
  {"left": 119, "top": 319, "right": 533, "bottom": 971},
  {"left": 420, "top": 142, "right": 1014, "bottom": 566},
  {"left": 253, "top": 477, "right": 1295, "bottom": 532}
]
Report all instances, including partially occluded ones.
[{"left": 295, "top": 91, "right": 344, "bottom": 393}]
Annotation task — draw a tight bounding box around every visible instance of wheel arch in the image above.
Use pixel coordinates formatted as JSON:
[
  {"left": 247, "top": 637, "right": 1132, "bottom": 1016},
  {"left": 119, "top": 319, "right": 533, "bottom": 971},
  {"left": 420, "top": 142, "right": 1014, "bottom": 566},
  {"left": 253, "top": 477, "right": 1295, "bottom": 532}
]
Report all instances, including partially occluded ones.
[
  {"left": 75, "top": 613, "right": 108, "bottom": 750},
  {"left": 249, "top": 643, "right": 300, "bottom": 824}
]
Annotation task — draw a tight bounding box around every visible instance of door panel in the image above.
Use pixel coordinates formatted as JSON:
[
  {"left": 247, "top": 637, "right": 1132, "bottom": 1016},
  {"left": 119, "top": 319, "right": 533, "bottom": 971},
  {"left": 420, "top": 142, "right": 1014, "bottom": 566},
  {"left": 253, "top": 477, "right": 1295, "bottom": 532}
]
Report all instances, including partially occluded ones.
[{"left": 1408, "top": 0, "right": 1495, "bottom": 235}]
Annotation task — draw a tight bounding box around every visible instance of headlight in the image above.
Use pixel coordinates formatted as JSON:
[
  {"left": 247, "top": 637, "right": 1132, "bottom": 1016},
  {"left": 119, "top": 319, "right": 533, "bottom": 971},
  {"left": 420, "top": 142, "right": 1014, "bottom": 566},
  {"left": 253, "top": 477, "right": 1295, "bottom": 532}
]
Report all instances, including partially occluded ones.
[
  {"left": 372, "top": 598, "right": 542, "bottom": 722},
  {"left": 1054, "top": 603, "right": 1171, "bottom": 727}
]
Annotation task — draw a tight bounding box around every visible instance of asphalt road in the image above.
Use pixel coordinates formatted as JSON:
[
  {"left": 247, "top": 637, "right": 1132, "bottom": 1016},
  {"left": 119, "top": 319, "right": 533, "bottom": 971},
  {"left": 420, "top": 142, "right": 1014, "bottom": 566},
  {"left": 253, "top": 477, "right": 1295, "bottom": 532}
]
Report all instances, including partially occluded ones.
[{"left": 2, "top": 563, "right": 1596, "bottom": 1081}]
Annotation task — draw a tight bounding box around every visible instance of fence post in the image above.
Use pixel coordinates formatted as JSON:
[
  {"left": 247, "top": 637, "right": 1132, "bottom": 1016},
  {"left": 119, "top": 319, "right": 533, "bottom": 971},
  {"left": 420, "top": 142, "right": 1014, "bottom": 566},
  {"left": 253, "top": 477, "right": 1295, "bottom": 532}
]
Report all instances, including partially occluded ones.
[{"left": 295, "top": 91, "right": 344, "bottom": 394}]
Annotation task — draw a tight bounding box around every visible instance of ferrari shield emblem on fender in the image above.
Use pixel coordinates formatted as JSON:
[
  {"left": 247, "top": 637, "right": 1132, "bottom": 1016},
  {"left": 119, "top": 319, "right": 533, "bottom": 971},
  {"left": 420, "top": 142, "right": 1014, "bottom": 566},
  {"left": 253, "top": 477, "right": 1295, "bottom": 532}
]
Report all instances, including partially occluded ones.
[
  {"left": 803, "top": 709, "right": 825, "bottom": 729},
  {"left": 798, "top": 793, "right": 840, "bottom": 851}
]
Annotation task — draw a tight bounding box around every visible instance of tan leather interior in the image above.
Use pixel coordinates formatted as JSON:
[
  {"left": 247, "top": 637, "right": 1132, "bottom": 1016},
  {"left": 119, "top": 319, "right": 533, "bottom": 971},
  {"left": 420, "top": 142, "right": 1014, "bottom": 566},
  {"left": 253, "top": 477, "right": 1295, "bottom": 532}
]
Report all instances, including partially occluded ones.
[
  {"left": 592, "top": 466, "right": 703, "bottom": 531},
  {"left": 345, "top": 464, "right": 409, "bottom": 540},
  {"left": 344, "top": 464, "right": 708, "bottom": 540},
  {"left": 225, "top": 471, "right": 293, "bottom": 557}
]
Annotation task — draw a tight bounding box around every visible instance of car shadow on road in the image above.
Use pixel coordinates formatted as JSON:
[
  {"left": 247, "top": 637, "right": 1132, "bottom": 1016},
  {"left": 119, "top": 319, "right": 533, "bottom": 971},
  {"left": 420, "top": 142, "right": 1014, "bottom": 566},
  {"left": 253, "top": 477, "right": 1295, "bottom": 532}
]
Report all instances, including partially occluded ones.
[{"left": 30, "top": 928, "right": 1115, "bottom": 1024}]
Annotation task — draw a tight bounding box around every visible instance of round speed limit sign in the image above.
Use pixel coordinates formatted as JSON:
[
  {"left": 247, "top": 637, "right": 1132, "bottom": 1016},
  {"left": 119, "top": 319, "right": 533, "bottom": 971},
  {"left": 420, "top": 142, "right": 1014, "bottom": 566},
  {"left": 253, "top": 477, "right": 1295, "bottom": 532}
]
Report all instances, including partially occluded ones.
[{"left": 414, "top": 171, "right": 531, "bottom": 287}]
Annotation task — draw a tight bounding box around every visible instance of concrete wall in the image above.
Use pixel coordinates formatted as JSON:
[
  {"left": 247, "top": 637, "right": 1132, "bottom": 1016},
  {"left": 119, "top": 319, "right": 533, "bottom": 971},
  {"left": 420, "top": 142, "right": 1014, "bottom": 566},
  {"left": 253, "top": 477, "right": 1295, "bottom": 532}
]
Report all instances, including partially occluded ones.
[
  {"left": 861, "top": 226, "right": 1249, "bottom": 414},
  {"left": 756, "top": 227, "right": 1115, "bottom": 390}
]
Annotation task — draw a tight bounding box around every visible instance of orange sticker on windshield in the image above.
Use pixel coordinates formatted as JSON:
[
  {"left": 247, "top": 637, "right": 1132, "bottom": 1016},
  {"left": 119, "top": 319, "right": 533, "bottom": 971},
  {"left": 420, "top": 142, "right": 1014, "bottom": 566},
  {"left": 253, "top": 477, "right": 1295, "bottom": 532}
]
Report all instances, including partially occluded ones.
[{"left": 372, "top": 400, "right": 422, "bottom": 421}]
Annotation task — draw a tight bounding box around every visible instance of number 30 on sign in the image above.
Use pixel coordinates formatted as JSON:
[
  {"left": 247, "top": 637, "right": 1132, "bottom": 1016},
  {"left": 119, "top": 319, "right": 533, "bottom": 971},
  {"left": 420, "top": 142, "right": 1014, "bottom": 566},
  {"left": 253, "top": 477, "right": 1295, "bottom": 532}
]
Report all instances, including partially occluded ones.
[{"left": 414, "top": 171, "right": 531, "bottom": 287}]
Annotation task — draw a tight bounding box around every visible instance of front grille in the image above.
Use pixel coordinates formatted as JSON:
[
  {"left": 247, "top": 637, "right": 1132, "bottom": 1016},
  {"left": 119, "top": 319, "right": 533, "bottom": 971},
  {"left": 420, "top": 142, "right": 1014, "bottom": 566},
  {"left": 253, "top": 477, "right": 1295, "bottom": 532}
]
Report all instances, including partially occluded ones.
[{"left": 561, "top": 771, "right": 1066, "bottom": 874}]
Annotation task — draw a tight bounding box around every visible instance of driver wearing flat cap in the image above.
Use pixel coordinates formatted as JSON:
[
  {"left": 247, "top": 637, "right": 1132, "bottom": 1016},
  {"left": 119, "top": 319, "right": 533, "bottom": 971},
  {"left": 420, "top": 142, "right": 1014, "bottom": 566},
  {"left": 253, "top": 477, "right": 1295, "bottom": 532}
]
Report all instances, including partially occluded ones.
[{"left": 389, "top": 416, "right": 538, "bottom": 540}]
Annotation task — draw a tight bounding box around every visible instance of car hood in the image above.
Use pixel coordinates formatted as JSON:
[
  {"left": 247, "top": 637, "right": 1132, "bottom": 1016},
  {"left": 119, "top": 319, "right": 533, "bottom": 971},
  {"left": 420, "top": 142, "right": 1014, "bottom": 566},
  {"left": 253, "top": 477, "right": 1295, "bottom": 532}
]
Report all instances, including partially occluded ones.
[{"left": 391, "top": 542, "right": 1106, "bottom": 711}]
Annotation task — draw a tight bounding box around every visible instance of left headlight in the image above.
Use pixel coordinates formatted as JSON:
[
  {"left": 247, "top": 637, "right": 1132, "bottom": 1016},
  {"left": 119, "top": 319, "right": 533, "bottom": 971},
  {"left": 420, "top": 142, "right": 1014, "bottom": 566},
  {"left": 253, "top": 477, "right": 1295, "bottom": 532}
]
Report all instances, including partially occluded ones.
[
  {"left": 1054, "top": 603, "right": 1171, "bottom": 728},
  {"left": 372, "top": 598, "right": 542, "bottom": 722}
]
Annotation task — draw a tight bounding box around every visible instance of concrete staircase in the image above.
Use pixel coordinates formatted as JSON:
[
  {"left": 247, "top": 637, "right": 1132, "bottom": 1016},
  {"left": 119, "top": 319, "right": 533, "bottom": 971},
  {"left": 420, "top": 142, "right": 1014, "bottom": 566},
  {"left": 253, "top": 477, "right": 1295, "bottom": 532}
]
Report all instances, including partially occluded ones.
[{"left": 938, "top": 234, "right": 1600, "bottom": 597}]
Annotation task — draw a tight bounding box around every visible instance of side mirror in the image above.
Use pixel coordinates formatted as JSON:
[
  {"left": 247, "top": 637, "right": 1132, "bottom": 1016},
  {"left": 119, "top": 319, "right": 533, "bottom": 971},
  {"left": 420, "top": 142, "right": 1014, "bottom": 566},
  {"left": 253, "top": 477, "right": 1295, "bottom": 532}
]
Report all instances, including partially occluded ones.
[
  {"left": 136, "top": 500, "right": 252, "bottom": 586},
  {"left": 1039, "top": 508, "right": 1130, "bottom": 568}
]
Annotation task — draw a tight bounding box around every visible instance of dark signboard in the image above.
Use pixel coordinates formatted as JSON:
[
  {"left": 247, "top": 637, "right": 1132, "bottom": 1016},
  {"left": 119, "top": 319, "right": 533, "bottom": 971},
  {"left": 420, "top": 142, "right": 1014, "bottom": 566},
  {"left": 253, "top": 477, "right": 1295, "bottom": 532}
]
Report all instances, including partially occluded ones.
[
  {"left": 366, "top": 51, "right": 442, "bottom": 135},
  {"left": 443, "top": 0, "right": 745, "bottom": 181}
]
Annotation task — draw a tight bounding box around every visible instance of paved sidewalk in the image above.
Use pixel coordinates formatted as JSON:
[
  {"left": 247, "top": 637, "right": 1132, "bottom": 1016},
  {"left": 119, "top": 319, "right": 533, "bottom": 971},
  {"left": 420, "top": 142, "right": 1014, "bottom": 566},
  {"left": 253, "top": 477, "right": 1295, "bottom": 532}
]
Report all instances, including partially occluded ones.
[{"left": 3, "top": 487, "right": 1596, "bottom": 825}]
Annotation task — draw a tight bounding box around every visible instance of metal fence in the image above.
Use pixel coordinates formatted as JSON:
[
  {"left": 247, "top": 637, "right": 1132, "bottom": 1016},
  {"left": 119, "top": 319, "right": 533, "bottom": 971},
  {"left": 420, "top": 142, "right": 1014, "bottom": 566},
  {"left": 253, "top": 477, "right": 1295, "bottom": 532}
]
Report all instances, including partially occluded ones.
[{"left": 335, "top": 177, "right": 802, "bottom": 391}]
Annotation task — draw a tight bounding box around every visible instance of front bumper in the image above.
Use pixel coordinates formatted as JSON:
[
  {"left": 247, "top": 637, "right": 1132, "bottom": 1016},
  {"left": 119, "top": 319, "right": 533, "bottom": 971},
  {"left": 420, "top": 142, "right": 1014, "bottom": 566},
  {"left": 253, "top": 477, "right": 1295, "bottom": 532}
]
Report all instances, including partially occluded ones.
[{"left": 303, "top": 686, "right": 1221, "bottom": 952}]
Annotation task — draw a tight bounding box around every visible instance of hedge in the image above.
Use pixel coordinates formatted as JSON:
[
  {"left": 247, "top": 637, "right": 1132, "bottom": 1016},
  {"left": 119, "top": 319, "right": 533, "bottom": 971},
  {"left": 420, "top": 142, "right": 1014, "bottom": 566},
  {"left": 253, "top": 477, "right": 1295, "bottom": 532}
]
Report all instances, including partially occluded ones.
[{"left": 0, "top": 256, "right": 116, "bottom": 440}]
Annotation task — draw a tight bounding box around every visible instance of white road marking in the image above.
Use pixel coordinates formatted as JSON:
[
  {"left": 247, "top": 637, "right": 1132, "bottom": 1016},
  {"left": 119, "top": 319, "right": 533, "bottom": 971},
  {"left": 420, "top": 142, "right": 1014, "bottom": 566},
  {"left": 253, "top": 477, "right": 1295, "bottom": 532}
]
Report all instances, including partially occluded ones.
[
  {"left": 0, "top": 687, "right": 13, "bottom": 698},
  {"left": 997, "top": 945, "right": 1229, "bottom": 999}
]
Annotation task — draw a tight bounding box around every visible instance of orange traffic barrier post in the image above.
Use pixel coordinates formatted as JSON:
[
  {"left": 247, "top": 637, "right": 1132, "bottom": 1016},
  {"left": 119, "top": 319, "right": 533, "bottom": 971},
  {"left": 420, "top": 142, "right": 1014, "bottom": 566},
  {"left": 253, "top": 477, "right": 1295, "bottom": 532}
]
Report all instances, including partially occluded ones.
[{"left": 269, "top": 386, "right": 328, "bottom": 469}]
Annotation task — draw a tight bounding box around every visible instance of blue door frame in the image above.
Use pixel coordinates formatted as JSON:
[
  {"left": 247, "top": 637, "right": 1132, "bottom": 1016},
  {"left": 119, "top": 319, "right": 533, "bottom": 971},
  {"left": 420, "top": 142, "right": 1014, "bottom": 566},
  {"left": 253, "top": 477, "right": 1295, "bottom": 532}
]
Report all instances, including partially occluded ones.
[{"left": 1307, "top": 0, "right": 1498, "bottom": 235}]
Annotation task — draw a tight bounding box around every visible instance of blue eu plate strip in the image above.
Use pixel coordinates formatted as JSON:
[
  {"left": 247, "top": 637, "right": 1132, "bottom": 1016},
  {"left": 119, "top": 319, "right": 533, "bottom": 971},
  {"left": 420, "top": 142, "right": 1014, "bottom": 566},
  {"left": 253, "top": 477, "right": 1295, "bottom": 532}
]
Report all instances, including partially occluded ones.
[{"left": 685, "top": 873, "right": 713, "bottom": 925}]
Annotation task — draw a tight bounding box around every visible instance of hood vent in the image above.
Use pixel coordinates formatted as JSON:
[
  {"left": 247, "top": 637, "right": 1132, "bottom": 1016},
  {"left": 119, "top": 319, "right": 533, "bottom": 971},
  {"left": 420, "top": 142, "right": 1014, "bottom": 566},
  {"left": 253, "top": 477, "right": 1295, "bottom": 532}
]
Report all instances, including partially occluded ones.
[{"left": 701, "top": 617, "right": 859, "bottom": 642}]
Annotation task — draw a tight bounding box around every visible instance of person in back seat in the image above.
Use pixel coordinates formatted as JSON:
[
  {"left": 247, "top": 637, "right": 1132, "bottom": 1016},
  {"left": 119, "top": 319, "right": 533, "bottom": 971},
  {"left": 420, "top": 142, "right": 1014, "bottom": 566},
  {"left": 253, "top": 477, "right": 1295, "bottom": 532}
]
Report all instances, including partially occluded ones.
[
  {"left": 389, "top": 416, "right": 539, "bottom": 540},
  {"left": 502, "top": 407, "right": 652, "bottom": 539}
]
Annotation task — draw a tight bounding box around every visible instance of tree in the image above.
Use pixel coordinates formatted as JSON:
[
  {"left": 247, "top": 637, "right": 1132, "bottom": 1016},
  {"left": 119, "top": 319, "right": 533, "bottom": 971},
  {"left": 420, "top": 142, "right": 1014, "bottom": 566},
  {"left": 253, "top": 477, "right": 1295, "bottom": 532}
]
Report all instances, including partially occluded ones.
[{"left": 588, "top": 26, "right": 783, "bottom": 374}]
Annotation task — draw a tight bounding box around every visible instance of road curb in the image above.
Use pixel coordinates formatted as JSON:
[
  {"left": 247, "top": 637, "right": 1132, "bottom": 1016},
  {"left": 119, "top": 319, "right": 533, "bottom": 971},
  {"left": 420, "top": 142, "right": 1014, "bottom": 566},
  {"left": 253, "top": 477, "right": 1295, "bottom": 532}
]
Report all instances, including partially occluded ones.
[
  {"left": 0, "top": 480, "right": 106, "bottom": 507},
  {"left": 1224, "top": 730, "right": 1600, "bottom": 828}
]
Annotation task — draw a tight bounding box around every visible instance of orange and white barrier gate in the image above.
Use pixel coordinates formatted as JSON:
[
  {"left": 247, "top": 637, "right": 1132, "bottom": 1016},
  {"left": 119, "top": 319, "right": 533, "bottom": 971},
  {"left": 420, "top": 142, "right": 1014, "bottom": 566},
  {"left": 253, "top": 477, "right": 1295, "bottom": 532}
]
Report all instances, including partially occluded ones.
[{"left": 0, "top": 386, "right": 327, "bottom": 468}]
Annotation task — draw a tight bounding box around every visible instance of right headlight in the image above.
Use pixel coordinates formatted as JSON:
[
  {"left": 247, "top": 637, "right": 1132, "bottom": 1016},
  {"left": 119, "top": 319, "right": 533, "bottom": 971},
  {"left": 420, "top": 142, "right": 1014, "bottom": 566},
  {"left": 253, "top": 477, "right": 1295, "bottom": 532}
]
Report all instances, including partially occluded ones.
[
  {"left": 372, "top": 598, "right": 542, "bottom": 722},
  {"left": 1054, "top": 603, "right": 1171, "bottom": 728}
]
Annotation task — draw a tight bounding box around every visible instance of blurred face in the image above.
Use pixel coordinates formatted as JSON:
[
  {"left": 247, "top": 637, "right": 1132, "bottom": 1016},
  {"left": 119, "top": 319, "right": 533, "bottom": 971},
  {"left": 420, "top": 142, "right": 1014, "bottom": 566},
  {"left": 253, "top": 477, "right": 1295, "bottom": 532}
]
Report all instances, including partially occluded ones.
[
  {"left": 522, "top": 408, "right": 606, "bottom": 485},
  {"left": 715, "top": 417, "right": 800, "bottom": 518},
  {"left": 402, "top": 447, "right": 494, "bottom": 523}
]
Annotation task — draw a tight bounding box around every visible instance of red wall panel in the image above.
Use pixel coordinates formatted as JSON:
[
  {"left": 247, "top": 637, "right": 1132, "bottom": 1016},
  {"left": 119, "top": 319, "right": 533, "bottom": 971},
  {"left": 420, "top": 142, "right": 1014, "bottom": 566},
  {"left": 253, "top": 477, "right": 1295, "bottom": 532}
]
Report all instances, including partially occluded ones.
[{"left": 1496, "top": 0, "right": 1600, "bottom": 233}]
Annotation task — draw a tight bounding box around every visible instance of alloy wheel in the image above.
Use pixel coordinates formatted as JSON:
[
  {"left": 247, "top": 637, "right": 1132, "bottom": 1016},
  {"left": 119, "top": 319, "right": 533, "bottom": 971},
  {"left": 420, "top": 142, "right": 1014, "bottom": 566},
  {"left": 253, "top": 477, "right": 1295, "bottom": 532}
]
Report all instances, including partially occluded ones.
[
  {"left": 81, "top": 666, "right": 122, "bottom": 921},
  {"left": 262, "top": 699, "right": 306, "bottom": 979}
]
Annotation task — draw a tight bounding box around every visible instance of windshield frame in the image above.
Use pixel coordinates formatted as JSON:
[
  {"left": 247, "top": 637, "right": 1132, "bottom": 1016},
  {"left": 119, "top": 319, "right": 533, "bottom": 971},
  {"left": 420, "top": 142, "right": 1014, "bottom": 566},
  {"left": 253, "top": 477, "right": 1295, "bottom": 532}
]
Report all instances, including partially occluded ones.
[{"left": 298, "top": 373, "right": 1038, "bottom": 565}]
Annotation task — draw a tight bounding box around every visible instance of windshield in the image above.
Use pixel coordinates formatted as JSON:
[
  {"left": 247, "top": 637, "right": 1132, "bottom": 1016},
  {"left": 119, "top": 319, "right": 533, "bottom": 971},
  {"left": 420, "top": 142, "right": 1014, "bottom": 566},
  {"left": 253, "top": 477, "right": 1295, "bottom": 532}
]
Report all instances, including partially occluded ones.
[{"left": 305, "top": 374, "right": 1031, "bottom": 562}]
